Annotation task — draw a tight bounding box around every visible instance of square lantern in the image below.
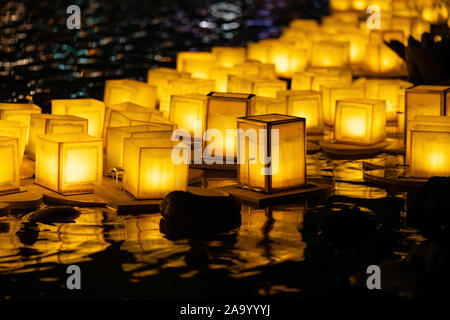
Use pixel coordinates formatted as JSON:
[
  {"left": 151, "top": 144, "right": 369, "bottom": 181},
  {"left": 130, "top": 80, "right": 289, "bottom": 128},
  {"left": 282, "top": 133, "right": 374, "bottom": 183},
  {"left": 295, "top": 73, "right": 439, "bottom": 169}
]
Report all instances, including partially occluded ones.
[
  {"left": 364, "top": 79, "right": 404, "bottom": 122},
  {"left": 335, "top": 99, "right": 386, "bottom": 146},
  {"left": 28, "top": 114, "right": 88, "bottom": 161},
  {"left": 228, "top": 76, "right": 287, "bottom": 98},
  {"left": 237, "top": 114, "right": 306, "bottom": 193},
  {"left": 321, "top": 84, "right": 365, "bottom": 126},
  {"left": 103, "top": 79, "right": 157, "bottom": 109},
  {"left": 147, "top": 67, "right": 190, "bottom": 102},
  {"left": 0, "top": 103, "right": 42, "bottom": 146},
  {"left": 268, "top": 41, "right": 309, "bottom": 78},
  {"left": 51, "top": 99, "right": 105, "bottom": 138},
  {"left": 123, "top": 135, "right": 189, "bottom": 199},
  {"left": 292, "top": 72, "right": 342, "bottom": 91},
  {"left": 35, "top": 133, "right": 103, "bottom": 195},
  {"left": 106, "top": 125, "right": 173, "bottom": 172},
  {"left": 410, "top": 125, "right": 450, "bottom": 178},
  {"left": 365, "top": 31, "right": 406, "bottom": 75},
  {"left": 170, "top": 94, "right": 206, "bottom": 136},
  {"left": 212, "top": 47, "right": 246, "bottom": 68},
  {"left": 405, "top": 85, "right": 450, "bottom": 125},
  {"left": 247, "top": 40, "right": 278, "bottom": 64},
  {"left": 277, "top": 90, "right": 323, "bottom": 131},
  {"left": 334, "top": 32, "right": 368, "bottom": 67},
  {"left": 0, "top": 136, "right": 20, "bottom": 193},
  {"left": 235, "top": 61, "right": 277, "bottom": 80},
  {"left": 310, "top": 41, "right": 350, "bottom": 68},
  {"left": 250, "top": 97, "right": 287, "bottom": 116},
  {"left": 0, "top": 120, "right": 27, "bottom": 167},
  {"left": 205, "top": 92, "right": 255, "bottom": 158},
  {"left": 176, "top": 51, "right": 216, "bottom": 79}
]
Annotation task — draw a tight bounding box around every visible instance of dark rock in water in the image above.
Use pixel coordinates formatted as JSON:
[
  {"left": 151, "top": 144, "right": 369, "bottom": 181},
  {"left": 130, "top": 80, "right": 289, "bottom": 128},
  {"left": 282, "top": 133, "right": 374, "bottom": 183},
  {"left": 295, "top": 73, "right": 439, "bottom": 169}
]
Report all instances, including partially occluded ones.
[
  {"left": 21, "top": 206, "right": 81, "bottom": 224},
  {"left": 406, "top": 176, "right": 450, "bottom": 239},
  {"left": 159, "top": 191, "right": 241, "bottom": 240}
]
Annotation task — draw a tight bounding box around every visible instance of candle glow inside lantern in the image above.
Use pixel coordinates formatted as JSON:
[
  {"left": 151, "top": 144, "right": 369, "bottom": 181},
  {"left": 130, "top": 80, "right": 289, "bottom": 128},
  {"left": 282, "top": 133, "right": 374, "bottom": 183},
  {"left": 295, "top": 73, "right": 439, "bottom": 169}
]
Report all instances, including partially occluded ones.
[
  {"left": 170, "top": 94, "right": 206, "bottom": 136},
  {"left": 0, "top": 136, "right": 20, "bottom": 193},
  {"left": 103, "top": 79, "right": 157, "bottom": 109},
  {"left": 410, "top": 125, "right": 450, "bottom": 178},
  {"left": 51, "top": 99, "right": 105, "bottom": 138},
  {"left": 268, "top": 41, "right": 309, "bottom": 78},
  {"left": 334, "top": 99, "right": 386, "bottom": 146},
  {"left": 106, "top": 125, "right": 173, "bottom": 172},
  {"left": 321, "top": 84, "right": 365, "bottom": 126},
  {"left": 292, "top": 71, "right": 350, "bottom": 91},
  {"left": 363, "top": 79, "right": 404, "bottom": 122},
  {"left": 0, "top": 103, "right": 42, "bottom": 146},
  {"left": 205, "top": 92, "right": 255, "bottom": 158},
  {"left": 176, "top": 51, "right": 216, "bottom": 79},
  {"left": 147, "top": 67, "right": 190, "bottom": 102},
  {"left": 310, "top": 41, "right": 350, "bottom": 68},
  {"left": 35, "top": 133, "right": 103, "bottom": 195},
  {"left": 28, "top": 114, "right": 88, "bottom": 161},
  {"left": 365, "top": 30, "right": 406, "bottom": 75},
  {"left": 250, "top": 97, "right": 287, "bottom": 116},
  {"left": 237, "top": 114, "right": 306, "bottom": 193},
  {"left": 277, "top": 90, "right": 323, "bottom": 132},
  {"left": 228, "top": 76, "right": 287, "bottom": 98},
  {"left": 123, "top": 135, "right": 189, "bottom": 199},
  {"left": 247, "top": 40, "right": 277, "bottom": 64},
  {"left": 0, "top": 120, "right": 27, "bottom": 167},
  {"left": 212, "top": 46, "right": 246, "bottom": 68}
]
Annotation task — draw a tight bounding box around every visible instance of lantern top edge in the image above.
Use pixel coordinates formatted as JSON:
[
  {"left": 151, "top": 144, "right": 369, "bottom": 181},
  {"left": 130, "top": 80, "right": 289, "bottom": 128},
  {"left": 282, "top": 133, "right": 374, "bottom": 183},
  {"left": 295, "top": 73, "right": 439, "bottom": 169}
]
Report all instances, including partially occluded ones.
[
  {"left": 124, "top": 136, "right": 174, "bottom": 149},
  {"left": 36, "top": 133, "right": 102, "bottom": 143},
  {"left": 336, "top": 98, "right": 386, "bottom": 105},
  {"left": 238, "top": 113, "right": 305, "bottom": 125},
  {"left": 410, "top": 124, "right": 450, "bottom": 134},
  {"left": 30, "top": 113, "right": 87, "bottom": 121},
  {"left": 406, "top": 85, "right": 450, "bottom": 93},
  {"left": 0, "top": 103, "right": 41, "bottom": 110},
  {"left": 207, "top": 92, "right": 255, "bottom": 100},
  {"left": 0, "top": 119, "right": 27, "bottom": 127},
  {"left": 0, "top": 135, "right": 19, "bottom": 143}
]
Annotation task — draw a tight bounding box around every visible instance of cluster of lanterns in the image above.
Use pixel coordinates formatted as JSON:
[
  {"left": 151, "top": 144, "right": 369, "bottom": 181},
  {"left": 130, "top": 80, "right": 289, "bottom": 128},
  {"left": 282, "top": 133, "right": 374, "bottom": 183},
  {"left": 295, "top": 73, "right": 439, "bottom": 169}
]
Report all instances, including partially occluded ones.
[{"left": 0, "top": 0, "right": 449, "bottom": 199}]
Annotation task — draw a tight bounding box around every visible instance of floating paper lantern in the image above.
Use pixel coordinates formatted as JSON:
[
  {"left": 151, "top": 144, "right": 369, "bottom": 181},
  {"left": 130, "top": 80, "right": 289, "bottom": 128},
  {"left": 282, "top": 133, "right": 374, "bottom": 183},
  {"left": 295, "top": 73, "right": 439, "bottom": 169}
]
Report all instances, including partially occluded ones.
[
  {"left": 35, "top": 133, "right": 103, "bottom": 194},
  {"left": 247, "top": 40, "right": 278, "bottom": 63},
  {"left": 103, "top": 79, "right": 157, "bottom": 109},
  {"left": 269, "top": 41, "right": 309, "bottom": 78},
  {"left": 365, "top": 31, "right": 407, "bottom": 75},
  {"left": 205, "top": 92, "right": 255, "bottom": 158},
  {"left": 228, "top": 76, "right": 287, "bottom": 98},
  {"left": 0, "top": 136, "right": 20, "bottom": 193},
  {"left": 235, "top": 61, "right": 277, "bottom": 79},
  {"left": 335, "top": 99, "right": 386, "bottom": 146},
  {"left": 28, "top": 114, "right": 88, "bottom": 161},
  {"left": 170, "top": 94, "right": 206, "bottom": 136},
  {"left": 250, "top": 97, "right": 287, "bottom": 116},
  {"left": 277, "top": 90, "right": 323, "bottom": 132},
  {"left": 237, "top": 114, "right": 306, "bottom": 193},
  {"left": 329, "top": 0, "right": 352, "bottom": 11},
  {"left": 363, "top": 79, "right": 404, "bottom": 122},
  {"left": 176, "top": 51, "right": 216, "bottom": 79},
  {"left": 212, "top": 47, "right": 246, "bottom": 68},
  {"left": 321, "top": 84, "right": 365, "bottom": 126},
  {"left": 0, "top": 120, "right": 27, "bottom": 167},
  {"left": 310, "top": 41, "right": 350, "bottom": 68},
  {"left": 334, "top": 32, "right": 368, "bottom": 67},
  {"left": 52, "top": 99, "right": 105, "bottom": 138},
  {"left": 0, "top": 103, "right": 42, "bottom": 146},
  {"left": 106, "top": 125, "right": 172, "bottom": 172},
  {"left": 123, "top": 135, "right": 188, "bottom": 199},
  {"left": 147, "top": 67, "right": 190, "bottom": 102},
  {"left": 410, "top": 125, "right": 450, "bottom": 178},
  {"left": 292, "top": 72, "right": 342, "bottom": 91}
]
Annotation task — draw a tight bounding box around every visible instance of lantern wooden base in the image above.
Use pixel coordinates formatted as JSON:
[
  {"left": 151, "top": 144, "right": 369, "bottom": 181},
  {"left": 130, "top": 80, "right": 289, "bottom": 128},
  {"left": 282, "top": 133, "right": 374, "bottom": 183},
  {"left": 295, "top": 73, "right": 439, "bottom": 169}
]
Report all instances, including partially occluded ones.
[
  {"left": 319, "top": 139, "right": 391, "bottom": 156},
  {"left": 363, "top": 168, "right": 428, "bottom": 192},
  {"left": 0, "top": 185, "right": 43, "bottom": 213},
  {"left": 362, "top": 157, "right": 400, "bottom": 171},
  {"left": 307, "top": 127, "right": 324, "bottom": 136},
  {"left": 307, "top": 141, "right": 321, "bottom": 154},
  {"left": 214, "top": 180, "right": 334, "bottom": 207}
]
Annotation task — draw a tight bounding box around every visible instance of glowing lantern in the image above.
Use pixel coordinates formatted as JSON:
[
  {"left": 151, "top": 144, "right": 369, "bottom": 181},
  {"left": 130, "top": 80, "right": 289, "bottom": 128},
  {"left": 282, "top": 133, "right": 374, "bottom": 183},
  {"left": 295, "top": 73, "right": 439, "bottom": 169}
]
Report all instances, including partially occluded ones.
[
  {"left": 51, "top": 99, "right": 105, "bottom": 138},
  {"left": 35, "top": 133, "right": 103, "bottom": 194},
  {"left": 0, "top": 136, "right": 20, "bottom": 193},
  {"left": 247, "top": 40, "right": 278, "bottom": 63},
  {"left": 334, "top": 32, "right": 368, "bottom": 67},
  {"left": 363, "top": 79, "right": 404, "bottom": 122},
  {"left": 147, "top": 67, "right": 190, "bottom": 102},
  {"left": 411, "top": 19, "right": 431, "bottom": 41},
  {"left": 269, "top": 41, "right": 309, "bottom": 78},
  {"left": 106, "top": 125, "right": 172, "bottom": 172},
  {"left": 235, "top": 61, "right": 277, "bottom": 79},
  {"left": 335, "top": 99, "right": 386, "bottom": 146},
  {"left": 250, "top": 97, "right": 287, "bottom": 115},
  {"left": 0, "top": 103, "right": 42, "bottom": 146},
  {"left": 329, "top": 0, "right": 352, "bottom": 11},
  {"left": 310, "top": 41, "right": 350, "bottom": 68},
  {"left": 103, "top": 79, "right": 157, "bottom": 109},
  {"left": 369, "top": 30, "right": 405, "bottom": 45},
  {"left": 321, "top": 84, "right": 365, "bottom": 126},
  {"left": 0, "top": 121, "right": 26, "bottom": 167},
  {"left": 289, "top": 19, "right": 319, "bottom": 30},
  {"left": 176, "top": 51, "right": 216, "bottom": 79},
  {"left": 205, "top": 92, "right": 255, "bottom": 158},
  {"left": 170, "top": 94, "right": 206, "bottom": 136},
  {"left": 228, "top": 76, "right": 287, "bottom": 98},
  {"left": 28, "top": 114, "right": 88, "bottom": 161},
  {"left": 123, "top": 134, "right": 188, "bottom": 199},
  {"left": 277, "top": 90, "right": 323, "bottom": 132},
  {"left": 421, "top": 5, "right": 448, "bottom": 24},
  {"left": 212, "top": 47, "right": 246, "bottom": 68},
  {"left": 292, "top": 72, "right": 342, "bottom": 91},
  {"left": 237, "top": 114, "right": 306, "bottom": 193},
  {"left": 410, "top": 125, "right": 450, "bottom": 178}
]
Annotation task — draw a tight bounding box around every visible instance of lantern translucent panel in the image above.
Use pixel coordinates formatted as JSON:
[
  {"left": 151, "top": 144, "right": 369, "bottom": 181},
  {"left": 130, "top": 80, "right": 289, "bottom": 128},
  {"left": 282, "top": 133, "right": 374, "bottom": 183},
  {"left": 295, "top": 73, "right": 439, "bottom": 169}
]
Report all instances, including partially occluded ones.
[
  {"left": 335, "top": 99, "right": 386, "bottom": 146},
  {"left": 405, "top": 86, "right": 450, "bottom": 124},
  {"left": 268, "top": 42, "right": 309, "bottom": 78},
  {"left": 170, "top": 94, "right": 206, "bottom": 136},
  {"left": 292, "top": 72, "right": 348, "bottom": 91},
  {"left": 123, "top": 137, "right": 188, "bottom": 199},
  {"left": 0, "top": 120, "right": 27, "bottom": 166},
  {"left": 106, "top": 125, "right": 172, "bottom": 171},
  {"left": 369, "top": 30, "right": 405, "bottom": 45},
  {"left": 364, "top": 80, "right": 403, "bottom": 122},
  {"left": 277, "top": 91, "right": 323, "bottom": 130},
  {"left": 147, "top": 67, "right": 190, "bottom": 102},
  {"left": 176, "top": 52, "right": 216, "bottom": 79},
  {"left": 334, "top": 32, "right": 368, "bottom": 66},
  {"left": 212, "top": 47, "right": 246, "bottom": 68},
  {"left": 228, "top": 76, "right": 287, "bottom": 98},
  {"left": 35, "top": 133, "right": 103, "bottom": 194},
  {"left": 250, "top": 97, "right": 287, "bottom": 115},
  {"left": 103, "top": 79, "right": 157, "bottom": 109},
  {"left": 28, "top": 114, "right": 88, "bottom": 161},
  {"left": 321, "top": 85, "right": 365, "bottom": 126},
  {"left": 247, "top": 41, "right": 274, "bottom": 63},
  {"left": 206, "top": 93, "right": 254, "bottom": 158},
  {"left": 52, "top": 99, "right": 105, "bottom": 138},
  {"left": 0, "top": 103, "right": 42, "bottom": 146},
  {"left": 310, "top": 41, "right": 350, "bottom": 68},
  {"left": 237, "top": 114, "right": 306, "bottom": 193},
  {"left": 410, "top": 126, "right": 450, "bottom": 178},
  {"left": 0, "top": 137, "right": 20, "bottom": 192},
  {"left": 364, "top": 43, "right": 406, "bottom": 75},
  {"left": 235, "top": 61, "right": 277, "bottom": 80}
]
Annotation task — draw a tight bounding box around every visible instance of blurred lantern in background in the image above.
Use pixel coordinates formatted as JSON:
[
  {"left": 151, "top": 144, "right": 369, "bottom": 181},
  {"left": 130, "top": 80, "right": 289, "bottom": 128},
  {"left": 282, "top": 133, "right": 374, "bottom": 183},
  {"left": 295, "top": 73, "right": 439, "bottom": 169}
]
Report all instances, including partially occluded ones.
[
  {"left": 51, "top": 99, "right": 105, "bottom": 138},
  {"left": 310, "top": 41, "right": 350, "bottom": 68},
  {"left": 250, "top": 96, "right": 287, "bottom": 116},
  {"left": 35, "top": 133, "right": 103, "bottom": 194},
  {"left": 0, "top": 137, "right": 20, "bottom": 193},
  {"left": 170, "top": 94, "right": 206, "bottom": 136},
  {"left": 28, "top": 114, "right": 88, "bottom": 160},
  {"left": 147, "top": 67, "right": 190, "bottom": 102},
  {"left": 228, "top": 75, "right": 287, "bottom": 98},
  {"left": 212, "top": 46, "right": 246, "bottom": 68},
  {"left": 268, "top": 41, "right": 309, "bottom": 78},
  {"left": 176, "top": 51, "right": 216, "bottom": 79},
  {"left": 0, "top": 103, "right": 42, "bottom": 147},
  {"left": 0, "top": 121, "right": 27, "bottom": 167},
  {"left": 237, "top": 114, "right": 306, "bottom": 193},
  {"left": 103, "top": 79, "right": 157, "bottom": 109}
]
